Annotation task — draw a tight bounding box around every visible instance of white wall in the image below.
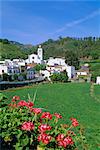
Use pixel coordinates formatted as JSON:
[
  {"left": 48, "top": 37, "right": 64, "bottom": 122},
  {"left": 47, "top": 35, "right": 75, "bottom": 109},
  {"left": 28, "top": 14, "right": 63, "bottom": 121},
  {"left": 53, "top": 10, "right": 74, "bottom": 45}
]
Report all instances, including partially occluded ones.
[
  {"left": 47, "top": 57, "right": 66, "bottom": 66},
  {"left": 77, "top": 72, "right": 87, "bottom": 76},
  {"left": 40, "top": 70, "right": 51, "bottom": 81},
  {"left": 27, "top": 70, "right": 35, "bottom": 79},
  {"left": 38, "top": 47, "right": 43, "bottom": 61},
  {"left": 96, "top": 76, "right": 100, "bottom": 84},
  {"left": 27, "top": 54, "right": 42, "bottom": 64},
  {"left": 0, "top": 65, "right": 8, "bottom": 74},
  {"left": 67, "top": 66, "right": 75, "bottom": 79}
]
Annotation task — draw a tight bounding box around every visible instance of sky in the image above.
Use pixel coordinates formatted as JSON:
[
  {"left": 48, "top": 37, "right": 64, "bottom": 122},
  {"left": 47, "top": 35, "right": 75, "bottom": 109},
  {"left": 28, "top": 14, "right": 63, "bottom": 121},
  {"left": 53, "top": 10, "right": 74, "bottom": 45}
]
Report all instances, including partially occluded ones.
[{"left": 0, "top": 0, "right": 100, "bottom": 45}]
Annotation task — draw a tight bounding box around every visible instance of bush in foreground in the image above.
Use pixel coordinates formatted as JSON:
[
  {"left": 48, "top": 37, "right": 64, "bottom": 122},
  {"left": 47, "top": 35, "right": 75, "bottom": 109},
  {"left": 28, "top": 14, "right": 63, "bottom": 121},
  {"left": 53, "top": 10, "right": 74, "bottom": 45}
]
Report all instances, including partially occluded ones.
[{"left": 0, "top": 94, "right": 87, "bottom": 150}]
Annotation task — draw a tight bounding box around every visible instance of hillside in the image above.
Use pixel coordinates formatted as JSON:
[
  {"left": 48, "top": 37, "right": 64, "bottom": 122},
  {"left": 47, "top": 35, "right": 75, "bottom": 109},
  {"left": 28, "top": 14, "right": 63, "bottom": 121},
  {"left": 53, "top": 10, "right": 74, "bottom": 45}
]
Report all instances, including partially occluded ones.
[
  {"left": 0, "top": 37, "right": 100, "bottom": 61},
  {"left": 0, "top": 39, "right": 37, "bottom": 60}
]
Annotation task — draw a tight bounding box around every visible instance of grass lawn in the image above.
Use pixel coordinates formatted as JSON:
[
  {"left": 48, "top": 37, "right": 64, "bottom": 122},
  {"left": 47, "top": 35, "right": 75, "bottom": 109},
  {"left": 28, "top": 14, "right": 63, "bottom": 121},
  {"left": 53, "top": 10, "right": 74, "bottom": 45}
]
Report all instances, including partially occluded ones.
[{"left": 1, "top": 83, "right": 100, "bottom": 149}]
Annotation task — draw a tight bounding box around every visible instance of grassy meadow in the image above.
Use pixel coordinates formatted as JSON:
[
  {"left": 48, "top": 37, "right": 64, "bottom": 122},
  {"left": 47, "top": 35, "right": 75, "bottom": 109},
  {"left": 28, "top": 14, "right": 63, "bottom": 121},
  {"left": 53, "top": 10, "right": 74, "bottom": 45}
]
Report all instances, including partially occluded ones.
[{"left": 1, "top": 83, "right": 100, "bottom": 149}]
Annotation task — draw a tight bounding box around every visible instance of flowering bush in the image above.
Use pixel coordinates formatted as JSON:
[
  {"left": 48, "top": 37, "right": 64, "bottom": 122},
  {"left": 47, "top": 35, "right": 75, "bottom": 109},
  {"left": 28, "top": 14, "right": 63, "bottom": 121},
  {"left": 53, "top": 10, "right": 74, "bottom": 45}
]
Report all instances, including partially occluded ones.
[{"left": 0, "top": 94, "right": 87, "bottom": 150}]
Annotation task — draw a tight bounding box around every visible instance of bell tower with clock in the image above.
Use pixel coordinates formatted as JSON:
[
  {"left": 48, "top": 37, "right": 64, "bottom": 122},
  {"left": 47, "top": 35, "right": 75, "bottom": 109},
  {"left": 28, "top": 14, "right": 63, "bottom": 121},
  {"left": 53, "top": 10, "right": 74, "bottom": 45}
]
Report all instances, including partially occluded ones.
[{"left": 37, "top": 45, "right": 43, "bottom": 62}]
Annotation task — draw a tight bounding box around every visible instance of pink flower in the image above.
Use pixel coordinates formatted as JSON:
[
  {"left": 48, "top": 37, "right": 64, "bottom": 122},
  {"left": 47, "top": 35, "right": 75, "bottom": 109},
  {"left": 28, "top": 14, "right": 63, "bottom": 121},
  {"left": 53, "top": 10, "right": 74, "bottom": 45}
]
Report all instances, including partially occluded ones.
[
  {"left": 38, "top": 124, "right": 52, "bottom": 133},
  {"left": 12, "top": 96, "right": 20, "bottom": 102},
  {"left": 21, "top": 122, "right": 34, "bottom": 131},
  {"left": 18, "top": 100, "right": 28, "bottom": 107},
  {"left": 31, "top": 108, "right": 42, "bottom": 114},
  {"left": 18, "top": 101, "right": 34, "bottom": 108},
  {"left": 64, "top": 136, "right": 74, "bottom": 145},
  {"left": 57, "top": 136, "right": 74, "bottom": 148},
  {"left": 70, "top": 118, "right": 79, "bottom": 127},
  {"left": 54, "top": 113, "right": 62, "bottom": 119},
  {"left": 27, "top": 101, "right": 34, "bottom": 107},
  {"left": 38, "top": 133, "right": 52, "bottom": 145},
  {"left": 41, "top": 112, "right": 52, "bottom": 120},
  {"left": 58, "top": 140, "right": 67, "bottom": 148},
  {"left": 56, "top": 134, "right": 65, "bottom": 141}
]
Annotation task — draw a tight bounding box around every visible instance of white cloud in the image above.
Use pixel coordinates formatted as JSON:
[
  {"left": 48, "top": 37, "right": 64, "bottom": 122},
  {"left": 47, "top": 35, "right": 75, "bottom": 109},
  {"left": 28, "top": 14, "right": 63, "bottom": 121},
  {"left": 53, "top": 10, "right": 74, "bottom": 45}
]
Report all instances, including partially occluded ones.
[{"left": 51, "top": 9, "right": 100, "bottom": 34}]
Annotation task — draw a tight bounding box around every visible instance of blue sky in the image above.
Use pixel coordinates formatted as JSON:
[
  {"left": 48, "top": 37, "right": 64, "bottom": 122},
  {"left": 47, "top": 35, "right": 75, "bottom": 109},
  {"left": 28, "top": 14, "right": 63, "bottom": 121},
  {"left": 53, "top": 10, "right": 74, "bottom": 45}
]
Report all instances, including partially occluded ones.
[{"left": 0, "top": 0, "right": 100, "bottom": 45}]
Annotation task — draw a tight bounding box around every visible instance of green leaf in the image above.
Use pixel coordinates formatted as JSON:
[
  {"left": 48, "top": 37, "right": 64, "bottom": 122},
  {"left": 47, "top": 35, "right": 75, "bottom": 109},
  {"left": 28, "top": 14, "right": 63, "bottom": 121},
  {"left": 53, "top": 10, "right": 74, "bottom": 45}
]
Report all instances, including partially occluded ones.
[{"left": 0, "top": 93, "right": 7, "bottom": 100}]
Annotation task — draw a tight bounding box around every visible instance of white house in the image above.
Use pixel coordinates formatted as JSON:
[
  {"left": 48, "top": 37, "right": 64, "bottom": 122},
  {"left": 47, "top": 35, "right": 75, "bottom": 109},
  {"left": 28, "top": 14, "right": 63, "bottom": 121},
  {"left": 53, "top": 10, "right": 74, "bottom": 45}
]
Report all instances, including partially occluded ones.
[
  {"left": 66, "top": 66, "right": 75, "bottom": 79},
  {"left": 46, "top": 65, "right": 66, "bottom": 74},
  {"left": 40, "top": 70, "right": 51, "bottom": 81},
  {"left": 77, "top": 68, "right": 89, "bottom": 77},
  {"left": 7, "top": 64, "right": 20, "bottom": 75},
  {"left": 47, "top": 57, "right": 66, "bottom": 66},
  {"left": 96, "top": 76, "right": 100, "bottom": 84},
  {"left": 27, "top": 68, "right": 35, "bottom": 80},
  {"left": 0, "top": 64, "right": 8, "bottom": 74},
  {"left": 25, "top": 45, "right": 43, "bottom": 64}
]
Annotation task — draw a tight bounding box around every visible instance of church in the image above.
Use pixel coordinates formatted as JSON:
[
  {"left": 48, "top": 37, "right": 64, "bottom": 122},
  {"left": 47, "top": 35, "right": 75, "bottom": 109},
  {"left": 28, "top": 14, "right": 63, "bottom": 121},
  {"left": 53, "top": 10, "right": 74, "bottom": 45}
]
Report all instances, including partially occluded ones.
[{"left": 25, "top": 45, "right": 43, "bottom": 64}]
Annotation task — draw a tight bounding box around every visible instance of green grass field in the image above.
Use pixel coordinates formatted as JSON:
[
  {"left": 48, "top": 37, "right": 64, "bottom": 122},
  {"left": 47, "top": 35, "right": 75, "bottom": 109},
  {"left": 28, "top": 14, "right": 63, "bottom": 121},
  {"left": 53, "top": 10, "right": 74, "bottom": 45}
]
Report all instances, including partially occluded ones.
[{"left": 1, "top": 83, "right": 100, "bottom": 149}]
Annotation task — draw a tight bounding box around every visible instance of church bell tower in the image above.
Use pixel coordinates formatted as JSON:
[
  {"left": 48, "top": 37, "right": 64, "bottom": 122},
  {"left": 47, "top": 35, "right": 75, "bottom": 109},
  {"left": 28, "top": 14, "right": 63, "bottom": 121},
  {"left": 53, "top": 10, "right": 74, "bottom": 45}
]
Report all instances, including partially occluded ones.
[{"left": 37, "top": 45, "right": 43, "bottom": 61}]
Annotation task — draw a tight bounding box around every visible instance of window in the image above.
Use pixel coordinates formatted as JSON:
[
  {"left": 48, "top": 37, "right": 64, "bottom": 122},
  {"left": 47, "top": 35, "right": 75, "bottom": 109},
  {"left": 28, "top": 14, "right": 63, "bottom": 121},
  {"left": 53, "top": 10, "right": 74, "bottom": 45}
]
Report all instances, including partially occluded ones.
[{"left": 9, "top": 70, "right": 12, "bottom": 73}]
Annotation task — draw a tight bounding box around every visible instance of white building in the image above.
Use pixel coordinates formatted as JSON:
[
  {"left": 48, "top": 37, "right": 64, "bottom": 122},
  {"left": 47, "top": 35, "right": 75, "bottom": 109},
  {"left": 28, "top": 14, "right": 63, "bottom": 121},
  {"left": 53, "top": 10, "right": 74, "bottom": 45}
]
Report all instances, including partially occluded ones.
[
  {"left": 96, "top": 76, "right": 100, "bottom": 84},
  {"left": 46, "top": 65, "right": 66, "bottom": 74},
  {"left": 66, "top": 66, "right": 75, "bottom": 79},
  {"left": 77, "top": 68, "right": 89, "bottom": 77},
  {"left": 40, "top": 70, "right": 51, "bottom": 81},
  {"left": 38, "top": 45, "right": 43, "bottom": 61},
  {"left": 0, "top": 64, "right": 8, "bottom": 74},
  {"left": 25, "top": 45, "right": 43, "bottom": 64},
  {"left": 27, "top": 68, "right": 35, "bottom": 80},
  {"left": 7, "top": 64, "right": 20, "bottom": 75},
  {"left": 47, "top": 57, "right": 66, "bottom": 66}
]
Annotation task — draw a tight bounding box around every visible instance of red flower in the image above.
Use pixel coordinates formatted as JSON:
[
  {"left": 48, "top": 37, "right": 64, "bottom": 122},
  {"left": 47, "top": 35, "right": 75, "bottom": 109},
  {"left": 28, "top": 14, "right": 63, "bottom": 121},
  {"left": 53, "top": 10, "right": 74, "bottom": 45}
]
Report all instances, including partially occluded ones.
[
  {"left": 56, "top": 134, "right": 65, "bottom": 141},
  {"left": 12, "top": 96, "right": 20, "bottom": 102},
  {"left": 38, "top": 133, "right": 52, "bottom": 145},
  {"left": 38, "top": 124, "right": 52, "bottom": 133},
  {"left": 64, "top": 136, "right": 74, "bottom": 145},
  {"left": 58, "top": 140, "right": 67, "bottom": 148},
  {"left": 21, "top": 122, "right": 34, "bottom": 131},
  {"left": 27, "top": 101, "right": 34, "bottom": 107},
  {"left": 70, "top": 118, "right": 79, "bottom": 127},
  {"left": 31, "top": 108, "right": 42, "bottom": 114},
  {"left": 41, "top": 112, "right": 52, "bottom": 120},
  {"left": 57, "top": 136, "right": 74, "bottom": 148},
  {"left": 18, "top": 100, "right": 34, "bottom": 108},
  {"left": 54, "top": 113, "right": 62, "bottom": 119},
  {"left": 18, "top": 100, "right": 28, "bottom": 107}
]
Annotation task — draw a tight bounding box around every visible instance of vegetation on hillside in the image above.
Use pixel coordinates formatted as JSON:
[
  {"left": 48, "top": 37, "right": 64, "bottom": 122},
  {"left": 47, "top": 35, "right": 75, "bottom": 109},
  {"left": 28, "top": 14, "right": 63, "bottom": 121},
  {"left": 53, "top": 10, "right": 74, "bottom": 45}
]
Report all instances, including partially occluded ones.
[
  {"left": 0, "top": 37, "right": 100, "bottom": 62},
  {"left": 0, "top": 39, "right": 37, "bottom": 60}
]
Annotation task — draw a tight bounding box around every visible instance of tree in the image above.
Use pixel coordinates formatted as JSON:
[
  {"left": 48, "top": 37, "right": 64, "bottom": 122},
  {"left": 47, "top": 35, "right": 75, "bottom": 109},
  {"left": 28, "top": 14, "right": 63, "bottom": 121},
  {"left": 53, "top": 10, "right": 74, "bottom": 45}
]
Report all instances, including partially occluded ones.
[
  {"left": 2, "top": 73, "right": 9, "bottom": 81},
  {"left": 13, "top": 74, "right": 18, "bottom": 81},
  {"left": 50, "top": 72, "right": 68, "bottom": 83},
  {"left": 34, "top": 64, "right": 46, "bottom": 71},
  {"left": 65, "top": 50, "right": 79, "bottom": 69}
]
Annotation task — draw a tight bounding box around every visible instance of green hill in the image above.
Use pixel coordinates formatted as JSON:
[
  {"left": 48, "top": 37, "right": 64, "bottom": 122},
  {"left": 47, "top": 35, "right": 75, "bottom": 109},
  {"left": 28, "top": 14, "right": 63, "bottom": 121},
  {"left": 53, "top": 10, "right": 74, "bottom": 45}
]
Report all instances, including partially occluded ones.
[
  {"left": 0, "top": 37, "right": 100, "bottom": 61},
  {"left": 0, "top": 39, "right": 37, "bottom": 60}
]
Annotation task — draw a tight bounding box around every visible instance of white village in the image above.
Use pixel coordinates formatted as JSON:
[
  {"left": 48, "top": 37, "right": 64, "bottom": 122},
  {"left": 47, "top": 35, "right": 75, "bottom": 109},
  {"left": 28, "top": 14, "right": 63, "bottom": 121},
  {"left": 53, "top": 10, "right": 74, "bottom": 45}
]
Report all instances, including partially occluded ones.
[{"left": 0, "top": 45, "right": 96, "bottom": 83}]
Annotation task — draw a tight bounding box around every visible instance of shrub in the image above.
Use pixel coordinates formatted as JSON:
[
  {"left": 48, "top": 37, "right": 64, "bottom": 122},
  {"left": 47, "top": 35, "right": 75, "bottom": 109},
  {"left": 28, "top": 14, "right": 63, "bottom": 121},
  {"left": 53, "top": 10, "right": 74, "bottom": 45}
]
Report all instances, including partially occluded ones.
[
  {"left": 50, "top": 72, "right": 68, "bottom": 83},
  {"left": 0, "top": 94, "right": 87, "bottom": 150}
]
